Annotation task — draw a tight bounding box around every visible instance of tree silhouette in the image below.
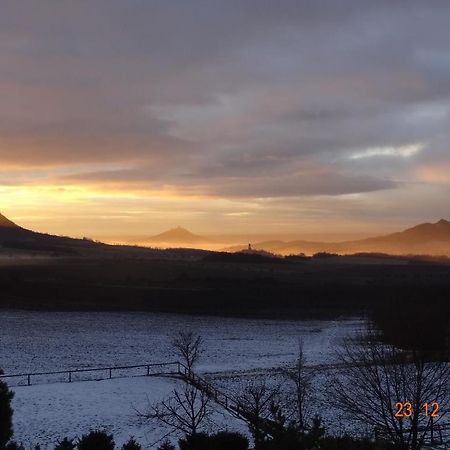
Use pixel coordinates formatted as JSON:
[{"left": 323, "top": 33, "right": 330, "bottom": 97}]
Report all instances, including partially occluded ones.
[
  {"left": 329, "top": 330, "right": 450, "bottom": 450},
  {"left": 0, "top": 369, "right": 14, "bottom": 449}
]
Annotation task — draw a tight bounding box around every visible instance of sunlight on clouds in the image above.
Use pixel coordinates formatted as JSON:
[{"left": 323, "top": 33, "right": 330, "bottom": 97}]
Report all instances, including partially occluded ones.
[
  {"left": 224, "top": 212, "right": 251, "bottom": 217},
  {"left": 0, "top": 184, "right": 146, "bottom": 226},
  {"left": 349, "top": 143, "right": 424, "bottom": 160},
  {"left": 0, "top": 185, "right": 91, "bottom": 207},
  {"left": 416, "top": 164, "right": 450, "bottom": 184},
  {"left": 0, "top": 184, "right": 157, "bottom": 204}
]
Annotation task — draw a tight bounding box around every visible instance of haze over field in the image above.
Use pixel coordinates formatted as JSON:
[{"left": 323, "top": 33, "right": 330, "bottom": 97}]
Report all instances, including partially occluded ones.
[
  {"left": 127, "top": 219, "right": 450, "bottom": 256},
  {"left": 1, "top": 1, "right": 450, "bottom": 240}
]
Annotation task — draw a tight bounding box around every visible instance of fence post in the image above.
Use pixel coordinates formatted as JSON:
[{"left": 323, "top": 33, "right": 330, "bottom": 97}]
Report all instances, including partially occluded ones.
[
  {"left": 109, "top": 368, "right": 112, "bottom": 379},
  {"left": 69, "top": 371, "right": 72, "bottom": 383},
  {"left": 27, "top": 374, "right": 31, "bottom": 386},
  {"left": 147, "top": 365, "right": 150, "bottom": 376}
]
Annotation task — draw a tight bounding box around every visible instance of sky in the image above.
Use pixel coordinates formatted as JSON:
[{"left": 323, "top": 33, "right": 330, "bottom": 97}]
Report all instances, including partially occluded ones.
[{"left": 1, "top": 1, "right": 450, "bottom": 241}]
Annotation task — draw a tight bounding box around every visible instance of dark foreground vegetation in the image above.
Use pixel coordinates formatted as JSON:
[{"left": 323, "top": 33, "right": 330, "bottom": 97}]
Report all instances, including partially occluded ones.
[{"left": 1, "top": 429, "right": 398, "bottom": 450}]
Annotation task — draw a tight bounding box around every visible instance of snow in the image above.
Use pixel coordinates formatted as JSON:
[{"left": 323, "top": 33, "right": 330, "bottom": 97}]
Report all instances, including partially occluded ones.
[
  {"left": 12, "top": 375, "right": 249, "bottom": 449},
  {"left": 12, "top": 376, "right": 175, "bottom": 449},
  {"left": 0, "top": 311, "right": 365, "bottom": 448},
  {"left": 0, "top": 311, "right": 364, "bottom": 374}
]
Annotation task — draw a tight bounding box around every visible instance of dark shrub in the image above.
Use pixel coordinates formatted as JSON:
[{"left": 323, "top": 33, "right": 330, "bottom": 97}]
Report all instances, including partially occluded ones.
[
  {"left": 157, "top": 441, "right": 176, "bottom": 450},
  {"left": 55, "top": 437, "right": 76, "bottom": 450},
  {"left": 77, "top": 431, "right": 115, "bottom": 450},
  {"left": 4, "top": 443, "right": 24, "bottom": 450},
  {"left": 121, "top": 438, "right": 141, "bottom": 450},
  {"left": 179, "top": 433, "right": 211, "bottom": 450},
  {"left": 178, "top": 432, "right": 249, "bottom": 450},
  {"left": 320, "top": 436, "right": 386, "bottom": 449},
  {"left": 0, "top": 370, "right": 14, "bottom": 449},
  {"left": 211, "top": 432, "right": 248, "bottom": 450}
]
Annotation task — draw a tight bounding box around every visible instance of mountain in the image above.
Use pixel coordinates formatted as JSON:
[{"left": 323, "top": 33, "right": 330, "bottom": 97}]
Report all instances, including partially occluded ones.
[
  {"left": 225, "top": 219, "right": 450, "bottom": 256},
  {"left": 2, "top": 211, "right": 450, "bottom": 257},
  {"left": 0, "top": 212, "right": 33, "bottom": 241},
  {"left": 146, "top": 227, "right": 209, "bottom": 244},
  {"left": 0, "top": 212, "right": 18, "bottom": 228},
  {"left": 0, "top": 213, "right": 209, "bottom": 258},
  {"left": 0, "top": 212, "right": 99, "bottom": 254}
]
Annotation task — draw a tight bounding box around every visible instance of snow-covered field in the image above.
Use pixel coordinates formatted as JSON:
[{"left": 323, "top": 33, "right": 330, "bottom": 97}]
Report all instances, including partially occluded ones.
[{"left": 0, "top": 311, "right": 365, "bottom": 448}]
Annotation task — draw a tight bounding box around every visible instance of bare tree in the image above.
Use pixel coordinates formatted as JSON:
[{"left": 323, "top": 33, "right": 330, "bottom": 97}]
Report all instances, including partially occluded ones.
[
  {"left": 236, "top": 381, "right": 280, "bottom": 448},
  {"left": 329, "top": 331, "right": 450, "bottom": 450},
  {"left": 282, "top": 340, "right": 314, "bottom": 431},
  {"left": 172, "top": 331, "right": 204, "bottom": 373},
  {"left": 140, "top": 383, "right": 212, "bottom": 436}
]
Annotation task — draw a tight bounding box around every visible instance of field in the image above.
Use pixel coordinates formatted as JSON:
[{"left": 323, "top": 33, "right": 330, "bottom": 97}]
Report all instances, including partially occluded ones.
[
  {"left": 1, "top": 311, "right": 364, "bottom": 448},
  {"left": 1, "top": 253, "right": 449, "bottom": 447}
]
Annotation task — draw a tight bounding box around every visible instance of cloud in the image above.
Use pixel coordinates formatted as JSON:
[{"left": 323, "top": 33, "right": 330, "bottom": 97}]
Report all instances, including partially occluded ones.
[
  {"left": 416, "top": 164, "right": 450, "bottom": 184},
  {"left": 1, "top": 0, "right": 450, "bottom": 234},
  {"left": 54, "top": 161, "right": 397, "bottom": 199},
  {"left": 208, "top": 173, "right": 397, "bottom": 198},
  {"left": 348, "top": 143, "right": 424, "bottom": 160}
]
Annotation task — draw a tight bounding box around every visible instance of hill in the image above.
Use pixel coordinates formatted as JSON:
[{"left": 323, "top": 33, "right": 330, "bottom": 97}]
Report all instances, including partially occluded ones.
[
  {"left": 0, "top": 212, "right": 105, "bottom": 254},
  {"left": 144, "top": 226, "right": 210, "bottom": 245},
  {"left": 0, "top": 212, "right": 19, "bottom": 228},
  {"left": 0, "top": 212, "right": 35, "bottom": 241},
  {"left": 0, "top": 213, "right": 210, "bottom": 258},
  {"left": 225, "top": 219, "right": 450, "bottom": 256}
]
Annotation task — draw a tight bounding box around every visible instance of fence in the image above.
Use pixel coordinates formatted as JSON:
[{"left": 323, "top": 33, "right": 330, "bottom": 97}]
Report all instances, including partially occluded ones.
[{"left": 0, "top": 361, "right": 181, "bottom": 387}]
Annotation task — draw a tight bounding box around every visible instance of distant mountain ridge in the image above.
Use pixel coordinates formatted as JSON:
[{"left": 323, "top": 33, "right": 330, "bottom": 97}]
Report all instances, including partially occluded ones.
[
  {"left": 226, "top": 219, "right": 450, "bottom": 256},
  {"left": 146, "top": 226, "right": 209, "bottom": 244},
  {"left": 2, "top": 212, "right": 450, "bottom": 257}
]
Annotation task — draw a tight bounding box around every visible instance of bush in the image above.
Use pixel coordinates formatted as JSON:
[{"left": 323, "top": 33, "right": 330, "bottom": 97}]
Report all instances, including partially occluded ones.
[
  {"left": 4, "top": 443, "right": 24, "bottom": 450},
  {"left": 178, "top": 432, "right": 249, "bottom": 450},
  {"left": 121, "top": 438, "right": 141, "bottom": 450},
  {"left": 319, "top": 436, "right": 387, "bottom": 449},
  {"left": 179, "top": 433, "right": 210, "bottom": 450},
  {"left": 211, "top": 432, "right": 248, "bottom": 450},
  {"left": 77, "top": 431, "right": 115, "bottom": 450},
  {"left": 55, "top": 437, "right": 76, "bottom": 450},
  {"left": 157, "top": 441, "right": 176, "bottom": 450},
  {"left": 0, "top": 370, "right": 14, "bottom": 449}
]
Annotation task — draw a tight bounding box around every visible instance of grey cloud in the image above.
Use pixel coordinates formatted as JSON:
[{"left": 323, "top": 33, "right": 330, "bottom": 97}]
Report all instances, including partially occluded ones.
[
  {"left": 208, "top": 174, "right": 397, "bottom": 198},
  {"left": 1, "top": 0, "right": 450, "bottom": 196},
  {"left": 55, "top": 162, "right": 397, "bottom": 198}
]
